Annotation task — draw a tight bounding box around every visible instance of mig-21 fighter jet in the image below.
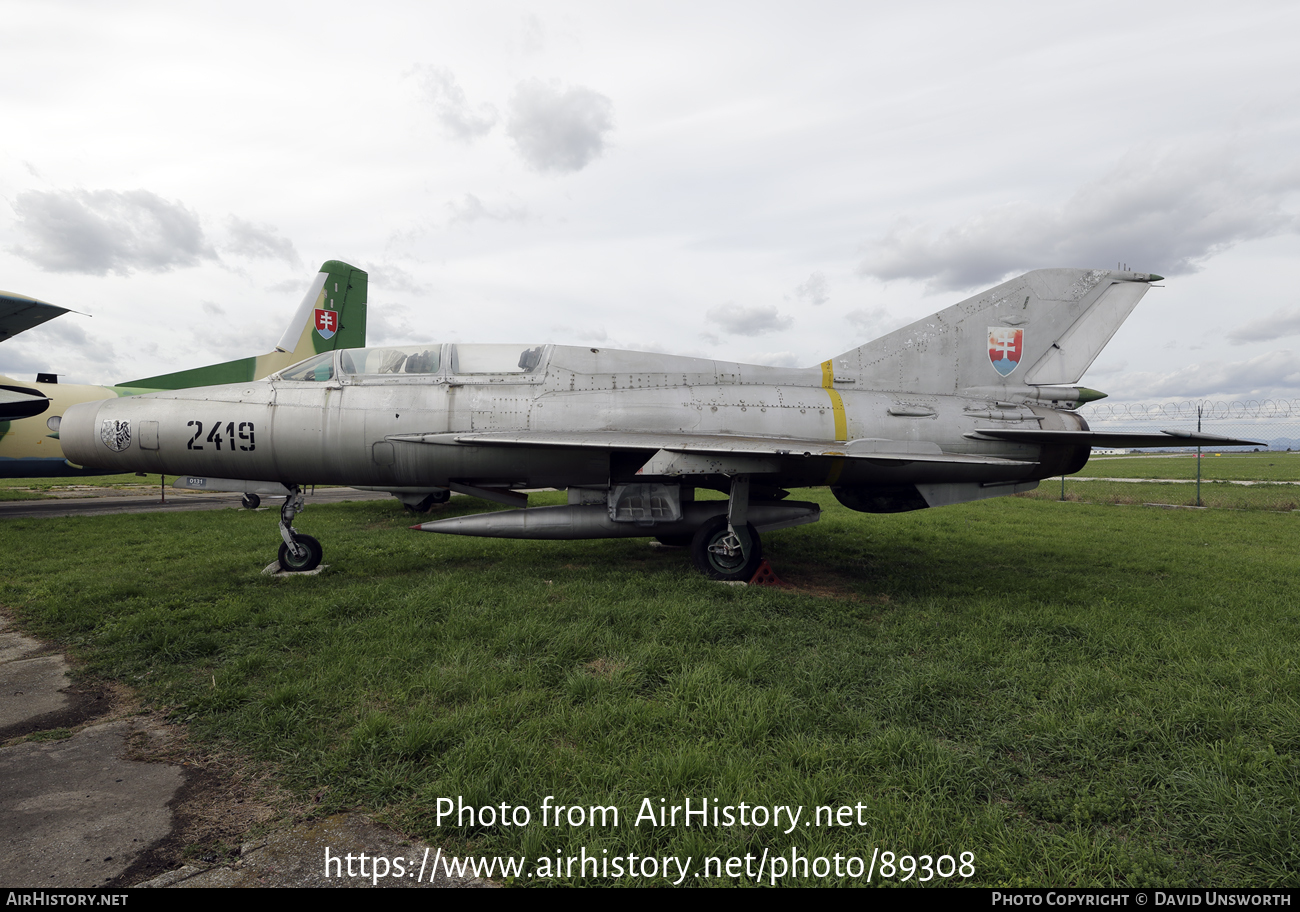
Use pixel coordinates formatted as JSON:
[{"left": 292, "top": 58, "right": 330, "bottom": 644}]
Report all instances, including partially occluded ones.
[{"left": 60, "top": 267, "right": 1261, "bottom": 580}]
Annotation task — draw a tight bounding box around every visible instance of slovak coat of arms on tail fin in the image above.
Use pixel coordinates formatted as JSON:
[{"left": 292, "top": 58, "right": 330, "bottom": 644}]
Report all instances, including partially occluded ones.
[{"left": 988, "top": 327, "right": 1023, "bottom": 377}]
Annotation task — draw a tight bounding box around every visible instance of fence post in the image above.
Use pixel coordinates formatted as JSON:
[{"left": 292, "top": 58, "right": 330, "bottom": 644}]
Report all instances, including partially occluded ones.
[{"left": 1196, "top": 404, "right": 1203, "bottom": 508}]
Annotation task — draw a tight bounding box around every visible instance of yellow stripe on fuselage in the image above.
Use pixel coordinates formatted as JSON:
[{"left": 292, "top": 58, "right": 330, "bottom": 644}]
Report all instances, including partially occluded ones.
[
  {"left": 820, "top": 359, "right": 847, "bottom": 484},
  {"left": 820, "top": 360, "right": 847, "bottom": 442}
]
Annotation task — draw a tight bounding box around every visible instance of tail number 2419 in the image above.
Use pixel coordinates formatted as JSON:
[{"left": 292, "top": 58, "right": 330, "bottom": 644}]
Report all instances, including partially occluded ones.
[{"left": 186, "top": 420, "right": 255, "bottom": 451}]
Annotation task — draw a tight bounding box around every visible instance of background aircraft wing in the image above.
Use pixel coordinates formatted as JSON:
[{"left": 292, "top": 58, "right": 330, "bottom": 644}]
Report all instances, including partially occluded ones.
[
  {"left": 0, "top": 292, "right": 71, "bottom": 344},
  {"left": 389, "top": 430, "right": 1030, "bottom": 466}
]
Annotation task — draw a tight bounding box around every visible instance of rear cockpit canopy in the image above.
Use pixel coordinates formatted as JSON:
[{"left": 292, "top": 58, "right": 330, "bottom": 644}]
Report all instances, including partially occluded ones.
[
  {"left": 341, "top": 346, "right": 442, "bottom": 376},
  {"left": 452, "top": 344, "right": 545, "bottom": 374}
]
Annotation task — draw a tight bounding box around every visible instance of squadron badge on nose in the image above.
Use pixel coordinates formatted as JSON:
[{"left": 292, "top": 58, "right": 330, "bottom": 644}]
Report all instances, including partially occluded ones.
[{"left": 100, "top": 418, "right": 132, "bottom": 452}]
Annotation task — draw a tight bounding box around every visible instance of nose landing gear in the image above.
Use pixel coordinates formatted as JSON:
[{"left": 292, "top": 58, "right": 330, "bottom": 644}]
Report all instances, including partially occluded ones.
[{"left": 277, "top": 486, "right": 322, "bottom": 572}]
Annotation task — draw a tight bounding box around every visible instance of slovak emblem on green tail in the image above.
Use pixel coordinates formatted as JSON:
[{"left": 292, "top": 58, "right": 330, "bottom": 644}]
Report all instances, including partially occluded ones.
[{"left": 314, "top": 308, "right": 339, "bottom": 340}]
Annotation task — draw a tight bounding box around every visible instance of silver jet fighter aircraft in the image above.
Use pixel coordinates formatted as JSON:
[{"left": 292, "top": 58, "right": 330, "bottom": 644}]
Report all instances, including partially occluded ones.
[{"left": 60, "top": 268, "right": 1260, "bottom": 579}]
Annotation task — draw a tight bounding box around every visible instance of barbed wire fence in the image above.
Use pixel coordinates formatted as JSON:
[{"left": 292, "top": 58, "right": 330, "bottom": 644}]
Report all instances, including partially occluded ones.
[
  {"left": 1078, "top": 399, "right": 1300, "bottom": 451},
  {"left": 1031, "top": 399, "right": 1300, "bottom": 509}
]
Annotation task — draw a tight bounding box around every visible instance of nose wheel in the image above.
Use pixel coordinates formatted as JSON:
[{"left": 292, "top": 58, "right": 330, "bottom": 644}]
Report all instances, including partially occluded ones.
[
  {"left": 277, "top": 487, "right": 322, "bottom": 572},
  {"left": 278, "top": 534, "right": 322, "bottom": 572}
]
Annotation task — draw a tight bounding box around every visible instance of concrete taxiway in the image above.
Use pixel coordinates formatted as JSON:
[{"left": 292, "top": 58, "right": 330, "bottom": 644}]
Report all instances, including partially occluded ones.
[{"left": 0, "top": 485, "right": 394, "bottom": 519}]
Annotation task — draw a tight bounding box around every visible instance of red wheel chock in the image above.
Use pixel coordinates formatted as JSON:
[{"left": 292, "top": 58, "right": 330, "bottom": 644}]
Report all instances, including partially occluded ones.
[{"left": 749, "top": 559, "right": 791, "bottom": 587}]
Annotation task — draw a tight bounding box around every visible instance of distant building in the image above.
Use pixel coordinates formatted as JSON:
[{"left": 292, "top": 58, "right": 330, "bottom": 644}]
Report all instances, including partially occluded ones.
[{"left": 1092, "top": 448, "right": 1132, "bottom": 455}]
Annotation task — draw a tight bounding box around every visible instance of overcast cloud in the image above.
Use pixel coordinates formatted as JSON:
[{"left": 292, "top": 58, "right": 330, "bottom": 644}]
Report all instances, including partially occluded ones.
[
  {"left": 1227, "top": 307, "right": 1300, "bottom": 345},
  {"left": 860, "top": 149, "right": 1300, "bottom": 292},
  {"left": 360, "top": 304, "right": 415, "bottom": 346},
  {"left": 446, "top": 193, "right": 529, "bottom": 227},
  {"left": 1, "top": 316, "right": 118, "bottom": 380},
  {"left": 225, "top": 217, "right": 302, "bottom": 268},
  {"left": 706, "top": 302, "right": 793, "bottom": 337},
  {"left": 11, "top": 189, "right": 216, "bottom": 276},
  {"left": 743, "top": 351, "right": 800, "bottom": 368},
  {"left": 506, "top": 79, "right": 614, "bottom": 173},
  {"left": 3, "top": 4, "right": 1300, "bottom": 404},
  {"left": 793, "top": 272, "right": 829, "bottom": 307},
  {"left": 844, "top": 307, "right": 897, "bottom": 341},
  {"left": 266, "top": 277, "right": 306, "bottom": 295},
  {"left": 360, "top": 262, "right": 431, "bottom": 296},
  {"left": 416, "top": 66, "right": 498, "bottom": 141},
  {"left": 1109, "top": 350, "right": 1300, "bottom": 401}
]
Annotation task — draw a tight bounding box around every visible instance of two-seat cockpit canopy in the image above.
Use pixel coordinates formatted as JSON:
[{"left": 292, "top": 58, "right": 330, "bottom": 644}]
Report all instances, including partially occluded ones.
[{"left": 274, "top": 344, "right": 549, "bottom": 384}]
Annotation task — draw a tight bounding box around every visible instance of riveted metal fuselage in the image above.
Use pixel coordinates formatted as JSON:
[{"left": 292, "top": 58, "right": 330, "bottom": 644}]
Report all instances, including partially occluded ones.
[{"left": 61, "top": 344, "right": 1086, "bottom": 491}]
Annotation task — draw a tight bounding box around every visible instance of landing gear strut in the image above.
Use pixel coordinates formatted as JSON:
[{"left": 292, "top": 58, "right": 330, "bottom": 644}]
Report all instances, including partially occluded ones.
[
  {"left": 277, "top": 486, "right": 322, "bottom": 572},
  {"left": 690, "top": 475, "right": 762, "bottom": 581}
]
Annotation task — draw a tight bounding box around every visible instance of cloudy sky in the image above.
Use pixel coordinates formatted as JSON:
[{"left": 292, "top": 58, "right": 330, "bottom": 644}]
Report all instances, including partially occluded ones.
[{"left": 2, "top": 0, "right": 1299, "bottom": 405}]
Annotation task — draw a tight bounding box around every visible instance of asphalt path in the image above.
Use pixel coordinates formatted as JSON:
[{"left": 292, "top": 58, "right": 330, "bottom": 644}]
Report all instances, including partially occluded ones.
[
  {"left": 0, "top": 610, "right": 492, "bottom": 888},
  {"left": 1, "top": 485, "right": 490, "bottom": 888},
  {"left": 1071, "top": 476, "right": 1300, "bottom": 486},
  {"left": 0, "top": 487, "right": 396, "bottom": 518}
]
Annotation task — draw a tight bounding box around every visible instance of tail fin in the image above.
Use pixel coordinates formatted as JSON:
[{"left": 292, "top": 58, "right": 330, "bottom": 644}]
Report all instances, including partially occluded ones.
[
  {"left": 831, "top": 268, "right": 1159, "bottom": 398},
  {"left": 119, "top": 260, "right": 368, "bottom": 389}
]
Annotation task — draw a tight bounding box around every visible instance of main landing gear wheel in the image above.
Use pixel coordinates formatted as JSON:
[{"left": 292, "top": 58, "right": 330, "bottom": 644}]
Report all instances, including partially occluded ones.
[
  {"left": 278, "top": 534, "right": 322, "bottom": 573},
  {"left": 242, "top": 493, "right": 261, "bottom": 510},
  {"left": 690, "top": 516, "right": 762, "bottom": 581}
]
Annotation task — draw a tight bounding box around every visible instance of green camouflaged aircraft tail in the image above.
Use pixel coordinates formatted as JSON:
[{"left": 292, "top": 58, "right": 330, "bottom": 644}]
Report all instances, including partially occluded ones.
[{"left": 119, "top": 261, "right": 367, "bottom": 390}]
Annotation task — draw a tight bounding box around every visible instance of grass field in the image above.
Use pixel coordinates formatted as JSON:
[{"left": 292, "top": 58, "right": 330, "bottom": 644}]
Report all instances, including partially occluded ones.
[
  {"left": 2, "top": 489, "right": 1297, "bottom": 887},
  {"left": 1010, "top": 452, "right": 1300, "bottom": 511},
  {"left": 1021, "top": 480, "right": 1300, "bottom": 511},
  {"left": 1078, "top": 451, "right": 1300, "bottom": 482}
]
